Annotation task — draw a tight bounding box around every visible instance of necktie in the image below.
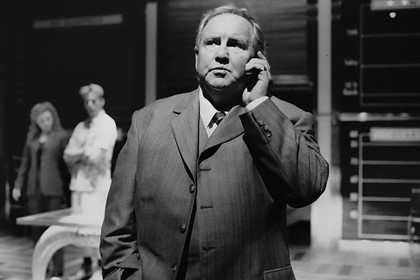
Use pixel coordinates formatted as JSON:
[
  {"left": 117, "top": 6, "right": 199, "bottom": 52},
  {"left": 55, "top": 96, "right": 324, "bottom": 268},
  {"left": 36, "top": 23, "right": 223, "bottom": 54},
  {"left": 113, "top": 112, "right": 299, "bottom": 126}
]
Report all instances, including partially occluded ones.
[{"left": 213, "top": 111, "right": 226, "bottom": 126}]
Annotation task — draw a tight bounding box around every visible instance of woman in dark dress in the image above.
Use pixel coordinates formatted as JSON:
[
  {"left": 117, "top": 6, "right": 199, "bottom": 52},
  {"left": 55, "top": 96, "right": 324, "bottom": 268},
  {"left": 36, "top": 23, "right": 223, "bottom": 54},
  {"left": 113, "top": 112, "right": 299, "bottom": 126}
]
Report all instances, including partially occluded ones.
[{"left": 13, "top": 101, "right": 70, "bottom": 278}]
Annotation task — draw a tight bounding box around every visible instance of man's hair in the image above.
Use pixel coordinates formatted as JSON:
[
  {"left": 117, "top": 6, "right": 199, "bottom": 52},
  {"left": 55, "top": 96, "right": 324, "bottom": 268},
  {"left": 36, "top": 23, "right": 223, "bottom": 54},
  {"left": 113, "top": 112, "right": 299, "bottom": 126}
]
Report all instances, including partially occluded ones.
[
  {"left": 195, "top": 5, "right": 267, "bottom": 55},
  {"left": 79, "top": 83, "right": 104, "bottom": 99}
]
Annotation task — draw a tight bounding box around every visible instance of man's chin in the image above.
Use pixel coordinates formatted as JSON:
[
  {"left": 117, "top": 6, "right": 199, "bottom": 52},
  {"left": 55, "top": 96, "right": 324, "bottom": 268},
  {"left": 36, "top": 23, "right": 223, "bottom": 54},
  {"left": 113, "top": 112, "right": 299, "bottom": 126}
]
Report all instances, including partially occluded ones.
[
  {"left": 209, "top": 85, "right": 230, "bottom": 92},
  {"left": 207, "top": 82, "right": 247, "bottom": 95},
  {"left": 205, "top": 81, "right": 235, "bottom": 92}
]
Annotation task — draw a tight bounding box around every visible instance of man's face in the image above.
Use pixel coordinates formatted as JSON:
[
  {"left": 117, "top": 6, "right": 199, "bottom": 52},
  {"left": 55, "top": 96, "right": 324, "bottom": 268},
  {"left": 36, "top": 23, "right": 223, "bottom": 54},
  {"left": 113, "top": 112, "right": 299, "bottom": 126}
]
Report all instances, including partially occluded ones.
[
  {"left": 83, "top": 92, "right": 104, "bottom": 118},
  {"left": 195, "top": 14, "right": 254, "bottom": 93}
]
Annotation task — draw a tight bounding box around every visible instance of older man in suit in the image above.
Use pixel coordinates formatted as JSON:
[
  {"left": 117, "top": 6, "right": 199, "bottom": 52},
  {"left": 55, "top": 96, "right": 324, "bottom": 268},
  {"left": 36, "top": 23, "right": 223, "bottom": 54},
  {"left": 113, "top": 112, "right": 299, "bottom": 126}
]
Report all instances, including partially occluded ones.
[{"left": 100, "top": 4, "right": 329, "bottom": 280}]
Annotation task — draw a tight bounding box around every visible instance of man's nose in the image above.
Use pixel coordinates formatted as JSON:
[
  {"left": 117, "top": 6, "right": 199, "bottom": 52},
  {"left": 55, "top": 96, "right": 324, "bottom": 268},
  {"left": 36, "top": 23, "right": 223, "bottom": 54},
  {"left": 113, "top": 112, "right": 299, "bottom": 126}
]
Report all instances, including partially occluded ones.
[{"left": 215, "top": 45, "right": 229, "bottom": 63}]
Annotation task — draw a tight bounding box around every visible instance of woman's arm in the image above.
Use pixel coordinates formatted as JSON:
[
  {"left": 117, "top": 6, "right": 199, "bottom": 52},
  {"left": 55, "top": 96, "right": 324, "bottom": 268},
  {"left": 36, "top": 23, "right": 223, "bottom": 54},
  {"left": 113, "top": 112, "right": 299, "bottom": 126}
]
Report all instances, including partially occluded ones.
[{"left": 13, "top": 142, "right": 31, "bottom": 200}]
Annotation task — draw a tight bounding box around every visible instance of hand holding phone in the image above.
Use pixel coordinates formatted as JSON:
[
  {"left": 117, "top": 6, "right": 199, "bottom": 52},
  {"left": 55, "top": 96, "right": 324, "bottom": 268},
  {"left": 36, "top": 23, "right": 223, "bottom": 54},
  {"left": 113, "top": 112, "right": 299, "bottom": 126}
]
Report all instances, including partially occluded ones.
[
  {"left": 242, "top": 51, "right": 272, "bottom": 105},
  {"left": 245, "top": 68, "right": 260, "bottom": 92}
]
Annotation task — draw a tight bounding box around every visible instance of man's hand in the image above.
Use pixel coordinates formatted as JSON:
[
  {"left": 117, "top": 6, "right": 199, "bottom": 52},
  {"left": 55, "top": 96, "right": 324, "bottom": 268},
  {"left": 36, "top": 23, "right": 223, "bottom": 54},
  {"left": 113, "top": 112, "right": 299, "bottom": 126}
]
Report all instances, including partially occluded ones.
[{"left": 242, "top": 51, "right": 272, "bottom": 105}]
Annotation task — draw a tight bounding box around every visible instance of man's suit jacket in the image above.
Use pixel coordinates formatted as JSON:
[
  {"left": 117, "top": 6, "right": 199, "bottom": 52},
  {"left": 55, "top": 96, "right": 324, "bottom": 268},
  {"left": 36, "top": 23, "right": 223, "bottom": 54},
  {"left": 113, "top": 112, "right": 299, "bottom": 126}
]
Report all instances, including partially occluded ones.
[{"left": 100, "top": 89, "right": 329, "bottom": 280}]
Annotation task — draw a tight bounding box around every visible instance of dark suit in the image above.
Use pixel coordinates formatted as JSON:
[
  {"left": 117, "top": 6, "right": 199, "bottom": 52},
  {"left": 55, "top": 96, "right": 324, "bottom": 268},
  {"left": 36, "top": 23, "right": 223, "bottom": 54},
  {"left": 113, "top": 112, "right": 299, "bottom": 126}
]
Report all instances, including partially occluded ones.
[
  {"left": 14, "top": 128, "right": 70, "bottom": 274},
  {"left": 14, "top": 129, "right": 70, "bottom": 197},
  {"left": 100, "top": 89, "right": 329, "bottom": 280}
]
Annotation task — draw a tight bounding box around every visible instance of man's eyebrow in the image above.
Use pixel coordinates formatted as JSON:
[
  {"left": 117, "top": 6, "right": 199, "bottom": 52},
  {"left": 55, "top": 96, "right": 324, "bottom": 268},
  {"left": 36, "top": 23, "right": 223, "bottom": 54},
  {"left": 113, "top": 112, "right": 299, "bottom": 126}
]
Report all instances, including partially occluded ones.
[
  {"left": 204, "top": 35, "right": 220, "bottom": 40},
  {"left": 228, "top": 37, "right": 250, "bottom": 45},
  {"left": 229, "top": 37, "right": 246, "bottom": 43}
]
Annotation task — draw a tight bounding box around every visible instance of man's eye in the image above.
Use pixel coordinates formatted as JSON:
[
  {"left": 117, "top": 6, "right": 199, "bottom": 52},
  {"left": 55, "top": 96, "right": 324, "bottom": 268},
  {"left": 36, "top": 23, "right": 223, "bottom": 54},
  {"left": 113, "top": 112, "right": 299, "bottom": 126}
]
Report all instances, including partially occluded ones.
[
  {"left": 228, "top": 44, "right": 246, "bottom": 54},
  {"left": 230, "top": 41, "right": 245, "bottom": 48},
  {"left": 206, "top": 40, "right": 219, "bottom": 46},
  {"left": 227, "top": 40, "right": 247, "bottom": 51},
  {"left": 204, "top": 40, "right": 219, "bottom": 51},
  {"left": 231, "top": 44, "right": 244, "bottom": 50}
]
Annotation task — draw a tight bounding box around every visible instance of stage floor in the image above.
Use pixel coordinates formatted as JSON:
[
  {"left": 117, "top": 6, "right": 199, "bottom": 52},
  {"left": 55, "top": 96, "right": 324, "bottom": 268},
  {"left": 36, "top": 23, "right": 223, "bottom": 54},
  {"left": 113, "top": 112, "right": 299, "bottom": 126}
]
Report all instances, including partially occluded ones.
[{"left": 1, "top": 227, "right": 420, "bottom": 280}]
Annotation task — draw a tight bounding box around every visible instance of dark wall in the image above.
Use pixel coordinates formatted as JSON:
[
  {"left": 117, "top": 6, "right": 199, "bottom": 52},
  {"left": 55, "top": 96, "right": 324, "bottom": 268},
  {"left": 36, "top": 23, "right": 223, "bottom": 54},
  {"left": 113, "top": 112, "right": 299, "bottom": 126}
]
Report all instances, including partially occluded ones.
[
  {"left": 1, "top": 0, "right": 146, "bottom": 226},
  {"left": 0, "top": 0, "right": 7, "bottom": 223}
]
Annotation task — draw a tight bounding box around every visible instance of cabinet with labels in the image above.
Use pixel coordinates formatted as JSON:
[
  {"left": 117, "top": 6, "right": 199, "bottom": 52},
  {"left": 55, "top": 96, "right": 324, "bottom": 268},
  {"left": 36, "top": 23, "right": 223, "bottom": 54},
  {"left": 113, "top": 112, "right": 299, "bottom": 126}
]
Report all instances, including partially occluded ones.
[
  {"left": 335, "top": 0, "right": 420, "bottom": 240},
  {"left": 336, "top": 0, "right": 420, "bottom": 113},
  {"left": 340, "top": 116, "right": 420, "bottom": 240}
]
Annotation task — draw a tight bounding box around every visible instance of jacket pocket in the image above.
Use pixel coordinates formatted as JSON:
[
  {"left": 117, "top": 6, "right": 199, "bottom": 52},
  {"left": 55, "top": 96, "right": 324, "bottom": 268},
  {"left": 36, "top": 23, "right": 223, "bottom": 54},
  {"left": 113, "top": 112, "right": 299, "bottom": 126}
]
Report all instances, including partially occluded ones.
[
  {"left": 104, "top": 253, "right": 142, "bottom": 280},
  {"left": 104, "top": 267, "right": 142, "bottom": 280},
  {"left": 117, "top": 253, "right": 141, "bottom": 269},
  {"left": 263, "top": 265, "right": 295, "bottom": 280}
]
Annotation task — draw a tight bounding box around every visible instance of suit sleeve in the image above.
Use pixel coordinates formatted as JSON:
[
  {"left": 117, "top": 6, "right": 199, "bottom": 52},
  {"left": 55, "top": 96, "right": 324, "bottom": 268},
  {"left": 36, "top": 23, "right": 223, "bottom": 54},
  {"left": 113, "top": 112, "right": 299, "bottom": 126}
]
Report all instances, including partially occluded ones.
[
  {"left": 239, "top": 97, "right": 329, "bottom": 208},
  {"left": 100, "top": 112, "right": 142, "bottom": 279}
]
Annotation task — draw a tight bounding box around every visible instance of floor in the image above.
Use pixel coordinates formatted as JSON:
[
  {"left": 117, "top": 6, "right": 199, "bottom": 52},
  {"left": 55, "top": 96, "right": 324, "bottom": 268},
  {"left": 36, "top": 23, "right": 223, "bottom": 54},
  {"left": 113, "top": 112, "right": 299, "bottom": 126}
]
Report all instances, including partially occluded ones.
[
  {"left": 290, "top": 245, "right": 420, "bottom": 280},
  {"left": 1, "top": 225, "right": 420, "bottom": 280},
  {"left": 0, "top": 225, "right": 85, "bottom": 280}
]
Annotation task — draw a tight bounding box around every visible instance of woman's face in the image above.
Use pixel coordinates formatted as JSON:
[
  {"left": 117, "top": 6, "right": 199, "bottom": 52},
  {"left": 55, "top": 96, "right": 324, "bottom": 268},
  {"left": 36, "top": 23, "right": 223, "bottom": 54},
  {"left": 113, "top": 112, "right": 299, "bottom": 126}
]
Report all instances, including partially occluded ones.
[{"left": 36, "top": 110, "right": 54, "bottom": 133}]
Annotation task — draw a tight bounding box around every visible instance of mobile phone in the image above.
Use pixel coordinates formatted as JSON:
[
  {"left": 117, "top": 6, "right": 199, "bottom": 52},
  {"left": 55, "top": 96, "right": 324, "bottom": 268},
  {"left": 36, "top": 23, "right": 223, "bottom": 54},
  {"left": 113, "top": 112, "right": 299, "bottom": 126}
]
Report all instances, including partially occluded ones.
[{"left": 245, "top": 68, "right": 259, "bottom": 92}]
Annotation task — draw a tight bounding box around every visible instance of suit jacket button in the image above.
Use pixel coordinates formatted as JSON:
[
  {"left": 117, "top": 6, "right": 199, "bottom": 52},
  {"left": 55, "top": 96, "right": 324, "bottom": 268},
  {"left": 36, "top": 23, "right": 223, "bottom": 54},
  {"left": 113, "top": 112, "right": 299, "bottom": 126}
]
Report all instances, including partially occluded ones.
[
  {"left": 189, "top": 184, "right": 195, "bottom": 193},
  {"left": 179, "top": 224, "right": 187, "bottom": 233},
  {"left": 257, "top": 120, "right": 264, "bottom": 126},
  {"left": 266, "top": 131, "right": 272, "bottom": 137},
  {"left": 171, "top": 264, "right": 177, "bottom": 272}
]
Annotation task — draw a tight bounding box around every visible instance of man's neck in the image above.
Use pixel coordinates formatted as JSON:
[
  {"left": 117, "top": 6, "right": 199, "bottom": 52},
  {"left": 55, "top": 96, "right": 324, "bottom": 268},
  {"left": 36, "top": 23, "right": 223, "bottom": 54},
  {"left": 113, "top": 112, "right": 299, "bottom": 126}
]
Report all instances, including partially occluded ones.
[
  {"left": 201, "top": 86, "right": 243, "bottom": 112},
  {"left": 88, "top": 109, "right": 104, "bottom": 120}
]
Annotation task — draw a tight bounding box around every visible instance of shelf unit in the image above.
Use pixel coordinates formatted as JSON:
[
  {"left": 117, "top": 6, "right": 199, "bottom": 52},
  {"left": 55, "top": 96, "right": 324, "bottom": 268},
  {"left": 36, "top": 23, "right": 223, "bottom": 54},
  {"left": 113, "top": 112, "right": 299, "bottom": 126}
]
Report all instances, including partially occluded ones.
[{"left": 357, "top": 128, "right": 420, "bottom": 239}]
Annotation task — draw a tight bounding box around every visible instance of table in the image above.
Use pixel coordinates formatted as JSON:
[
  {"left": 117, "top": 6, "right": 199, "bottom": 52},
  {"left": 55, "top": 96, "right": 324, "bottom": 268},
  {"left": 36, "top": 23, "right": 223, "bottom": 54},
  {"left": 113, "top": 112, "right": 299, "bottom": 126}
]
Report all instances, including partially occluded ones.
[{"left": 16, "top": 208, "right": 103, "bottom": 280}]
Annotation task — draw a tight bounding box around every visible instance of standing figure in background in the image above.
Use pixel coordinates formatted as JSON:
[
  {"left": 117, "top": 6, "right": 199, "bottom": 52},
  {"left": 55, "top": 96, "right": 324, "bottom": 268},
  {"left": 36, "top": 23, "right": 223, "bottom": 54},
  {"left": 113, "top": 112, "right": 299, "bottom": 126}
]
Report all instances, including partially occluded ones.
[
  {"left": 101, "top": 5, "right": 329, "bottom": 280},
  {"left": 13, "top": 101, "right": 70, "bottom": 279},
  {"left": 64, "top": 83, "right": 117, "bottom": 280}
]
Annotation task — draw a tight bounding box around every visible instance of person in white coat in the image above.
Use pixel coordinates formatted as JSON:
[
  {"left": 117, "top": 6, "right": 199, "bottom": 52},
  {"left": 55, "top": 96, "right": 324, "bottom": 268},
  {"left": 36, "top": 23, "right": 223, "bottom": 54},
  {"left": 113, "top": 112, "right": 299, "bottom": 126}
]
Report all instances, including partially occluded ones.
[{"left": 64, "top": 83, "right": 117, "bottom": 280}]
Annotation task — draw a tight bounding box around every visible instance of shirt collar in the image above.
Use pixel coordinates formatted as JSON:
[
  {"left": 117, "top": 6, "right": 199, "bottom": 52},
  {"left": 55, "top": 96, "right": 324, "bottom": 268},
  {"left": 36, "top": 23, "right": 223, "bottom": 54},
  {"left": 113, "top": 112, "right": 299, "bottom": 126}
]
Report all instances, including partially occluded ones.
[
  {"left": 199, "top": 87, "right": 219, "bottom": 128},
  {"left": 93, "top": 109, "right": 106, "bottom": 120},
  {"left": 85, "top": 109, "right": 105, "bottom": 127}
]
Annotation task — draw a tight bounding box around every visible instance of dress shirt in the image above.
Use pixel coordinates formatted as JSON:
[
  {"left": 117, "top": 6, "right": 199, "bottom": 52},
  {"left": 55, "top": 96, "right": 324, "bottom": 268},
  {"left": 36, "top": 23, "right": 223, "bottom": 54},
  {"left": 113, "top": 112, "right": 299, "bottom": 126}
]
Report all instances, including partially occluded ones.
[{"left": 198, "top": 88, "right": 268, "bottom": 136}]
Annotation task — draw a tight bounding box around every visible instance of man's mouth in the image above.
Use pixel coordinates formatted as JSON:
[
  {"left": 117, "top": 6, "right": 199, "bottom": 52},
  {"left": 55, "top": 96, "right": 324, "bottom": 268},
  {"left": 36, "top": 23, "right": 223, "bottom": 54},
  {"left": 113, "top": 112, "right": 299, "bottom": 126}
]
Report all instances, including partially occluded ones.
[{"left": 211, "top": 68, "right": 229, "bottom": 76}]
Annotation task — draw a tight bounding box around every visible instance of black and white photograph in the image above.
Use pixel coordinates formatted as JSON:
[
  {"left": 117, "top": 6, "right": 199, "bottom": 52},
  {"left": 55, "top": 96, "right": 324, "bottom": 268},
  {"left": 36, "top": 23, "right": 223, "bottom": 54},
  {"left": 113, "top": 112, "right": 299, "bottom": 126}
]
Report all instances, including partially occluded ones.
[{"left": 0, "top": 0, "right": 419, "bottom": 279}]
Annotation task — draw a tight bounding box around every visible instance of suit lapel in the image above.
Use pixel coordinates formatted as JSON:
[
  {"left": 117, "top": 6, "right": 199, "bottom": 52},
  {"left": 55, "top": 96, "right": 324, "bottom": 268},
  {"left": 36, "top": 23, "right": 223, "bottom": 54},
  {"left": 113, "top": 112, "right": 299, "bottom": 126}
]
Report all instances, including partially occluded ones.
[
  {"left": 171, "top": 91, "right": 247, "bottom": 177},
  {"left": 201, "top": 105, "right": 246, "bottom": 153},
  {"left": 171, "top": 90, "right": 200, "bottom": 181}
]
